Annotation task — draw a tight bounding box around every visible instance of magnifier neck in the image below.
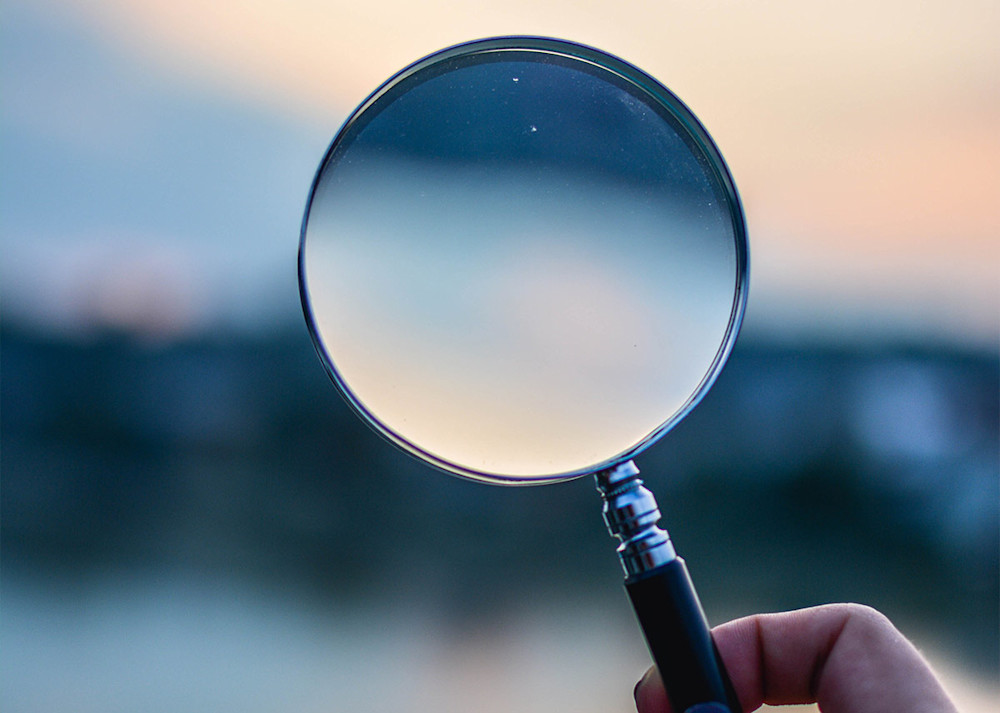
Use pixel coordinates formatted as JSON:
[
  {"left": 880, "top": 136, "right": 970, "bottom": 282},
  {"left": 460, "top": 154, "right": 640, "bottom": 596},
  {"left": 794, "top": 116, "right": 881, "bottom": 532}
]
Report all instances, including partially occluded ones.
[{"left": 595, "top": 461, "right": 676, "bottom": 578}]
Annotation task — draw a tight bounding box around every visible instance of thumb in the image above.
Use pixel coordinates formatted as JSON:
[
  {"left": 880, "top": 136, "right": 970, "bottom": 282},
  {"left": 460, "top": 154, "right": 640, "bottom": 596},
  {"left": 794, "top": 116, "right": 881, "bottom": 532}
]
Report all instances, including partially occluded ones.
[{"left": 634, "top": 604, "right": 957, "bottom": 713}]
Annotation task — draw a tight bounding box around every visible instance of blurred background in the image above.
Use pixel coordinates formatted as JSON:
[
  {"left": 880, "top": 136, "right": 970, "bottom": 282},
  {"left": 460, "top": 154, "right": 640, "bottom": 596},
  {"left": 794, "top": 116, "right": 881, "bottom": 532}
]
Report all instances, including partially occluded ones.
[{"left": 2, "top": 1, "right": 997, "bottom": 711}]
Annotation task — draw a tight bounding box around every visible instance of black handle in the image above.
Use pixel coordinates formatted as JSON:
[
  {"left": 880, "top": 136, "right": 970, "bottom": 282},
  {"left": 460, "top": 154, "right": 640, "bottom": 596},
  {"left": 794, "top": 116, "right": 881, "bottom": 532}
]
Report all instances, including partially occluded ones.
[{"left": 626, "top": 557, "right": 741, "bottom": 713}]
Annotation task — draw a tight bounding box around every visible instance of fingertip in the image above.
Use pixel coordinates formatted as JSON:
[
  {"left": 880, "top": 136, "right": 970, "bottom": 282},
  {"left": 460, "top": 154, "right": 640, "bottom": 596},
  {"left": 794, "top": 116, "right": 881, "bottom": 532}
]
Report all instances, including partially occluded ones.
[
  {"left": 633, "top": 669, "right": 647, "bottom": 703},
  {"left": 634, "top": 666, "right": 670, "bottom": 713}
]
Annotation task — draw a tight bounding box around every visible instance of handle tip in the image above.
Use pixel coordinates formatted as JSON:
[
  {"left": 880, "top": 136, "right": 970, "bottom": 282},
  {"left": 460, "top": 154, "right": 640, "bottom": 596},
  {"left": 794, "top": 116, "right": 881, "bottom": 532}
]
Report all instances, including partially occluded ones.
[{"left": 684, "top": 704, "right": 732, "bottom": 713}]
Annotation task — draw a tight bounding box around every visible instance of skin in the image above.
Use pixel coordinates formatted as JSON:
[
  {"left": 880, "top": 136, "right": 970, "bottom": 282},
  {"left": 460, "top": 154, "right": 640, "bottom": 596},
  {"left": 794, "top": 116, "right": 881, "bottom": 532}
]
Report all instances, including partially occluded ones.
[{"left": 634, "top": 603, "right": 959, "bottom": 713}]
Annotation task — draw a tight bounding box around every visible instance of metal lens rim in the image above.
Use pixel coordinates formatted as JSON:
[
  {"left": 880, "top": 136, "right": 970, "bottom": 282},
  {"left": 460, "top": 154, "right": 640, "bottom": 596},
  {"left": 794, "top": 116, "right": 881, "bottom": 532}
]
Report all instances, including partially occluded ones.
[{"left": 298, "top": 36, "right": 749, "bottom": 485}]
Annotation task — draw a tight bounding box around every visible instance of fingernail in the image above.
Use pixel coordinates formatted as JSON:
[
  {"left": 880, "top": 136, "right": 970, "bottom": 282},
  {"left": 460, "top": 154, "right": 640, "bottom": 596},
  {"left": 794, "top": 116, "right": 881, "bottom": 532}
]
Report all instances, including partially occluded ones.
[{"left": 633, "top": 668, "right": 649, "bottom": 702}]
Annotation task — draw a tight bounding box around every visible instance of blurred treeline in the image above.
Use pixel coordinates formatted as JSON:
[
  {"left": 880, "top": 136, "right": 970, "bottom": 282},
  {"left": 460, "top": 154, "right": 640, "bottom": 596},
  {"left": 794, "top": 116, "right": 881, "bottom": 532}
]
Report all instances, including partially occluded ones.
[{"left": 2, "top": 318, "right": 997, "bottom": 673}]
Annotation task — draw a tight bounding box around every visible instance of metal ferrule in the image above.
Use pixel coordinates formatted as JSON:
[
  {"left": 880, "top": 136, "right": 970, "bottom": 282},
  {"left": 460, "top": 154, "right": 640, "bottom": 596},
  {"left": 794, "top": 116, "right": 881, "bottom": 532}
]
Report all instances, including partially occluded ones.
[{"left": 595, "top": 461, "right": 676, "bottom": 578}]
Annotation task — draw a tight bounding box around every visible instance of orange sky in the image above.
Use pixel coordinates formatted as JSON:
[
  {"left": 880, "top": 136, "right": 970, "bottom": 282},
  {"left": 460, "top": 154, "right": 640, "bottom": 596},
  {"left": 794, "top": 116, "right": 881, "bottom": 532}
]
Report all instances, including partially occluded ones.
[{"left": 53, "top": 0, "right": 1000, "bottom": 342}]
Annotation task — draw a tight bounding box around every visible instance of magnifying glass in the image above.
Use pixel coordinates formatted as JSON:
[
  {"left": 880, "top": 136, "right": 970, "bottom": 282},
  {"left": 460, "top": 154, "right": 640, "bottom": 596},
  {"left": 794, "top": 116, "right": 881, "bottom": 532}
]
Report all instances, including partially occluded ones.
[{"left": 299, "top": 37, "right": 747, "bottom": 713}]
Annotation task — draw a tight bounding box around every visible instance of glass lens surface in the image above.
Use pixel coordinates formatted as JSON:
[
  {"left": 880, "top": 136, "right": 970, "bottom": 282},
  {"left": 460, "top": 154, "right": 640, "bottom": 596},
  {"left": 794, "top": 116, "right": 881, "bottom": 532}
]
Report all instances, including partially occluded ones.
[{"left": 300, "top": 40, "right": 746, "bottom": 483}]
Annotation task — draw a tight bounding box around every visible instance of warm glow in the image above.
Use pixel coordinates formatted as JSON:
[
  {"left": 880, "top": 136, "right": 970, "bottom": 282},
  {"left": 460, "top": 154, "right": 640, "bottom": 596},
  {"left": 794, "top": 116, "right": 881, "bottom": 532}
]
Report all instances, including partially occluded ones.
[{"left": 51, "top": 0, "right": 999, "bottom": 341}]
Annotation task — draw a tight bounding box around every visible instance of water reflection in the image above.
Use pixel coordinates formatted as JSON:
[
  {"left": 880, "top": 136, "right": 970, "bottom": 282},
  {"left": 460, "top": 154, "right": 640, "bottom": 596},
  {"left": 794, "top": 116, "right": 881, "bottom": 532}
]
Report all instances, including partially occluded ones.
[
  {"left": 1, "top": 322, "right": 997, "bottom": 711},
  {"left": 3, "top": 575, "right": 996, "bottom": 713}
]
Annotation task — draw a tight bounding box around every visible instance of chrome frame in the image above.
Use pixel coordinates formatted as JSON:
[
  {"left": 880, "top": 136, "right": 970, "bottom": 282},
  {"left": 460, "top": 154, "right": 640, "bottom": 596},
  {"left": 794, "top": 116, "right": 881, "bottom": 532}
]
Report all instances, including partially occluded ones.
[{"left": 298, "top": 36, "right": 749, "bottom": 485}]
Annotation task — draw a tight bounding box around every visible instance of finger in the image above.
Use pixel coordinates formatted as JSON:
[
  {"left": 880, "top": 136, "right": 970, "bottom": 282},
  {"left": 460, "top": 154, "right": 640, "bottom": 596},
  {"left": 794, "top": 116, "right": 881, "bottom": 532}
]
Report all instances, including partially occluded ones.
[
  {"left": 635, "top": 603, "right": 957, "bottom": 713},
  {"left": 634, "top": 665, "right": 668, "bottom": 713}
]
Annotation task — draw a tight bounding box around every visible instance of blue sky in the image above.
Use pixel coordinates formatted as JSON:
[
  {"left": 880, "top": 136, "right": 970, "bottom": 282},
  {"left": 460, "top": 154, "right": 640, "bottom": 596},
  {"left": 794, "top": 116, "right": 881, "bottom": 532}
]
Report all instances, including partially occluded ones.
[{"left": 1, "top": 1, "right": 329, "bottom": 335}]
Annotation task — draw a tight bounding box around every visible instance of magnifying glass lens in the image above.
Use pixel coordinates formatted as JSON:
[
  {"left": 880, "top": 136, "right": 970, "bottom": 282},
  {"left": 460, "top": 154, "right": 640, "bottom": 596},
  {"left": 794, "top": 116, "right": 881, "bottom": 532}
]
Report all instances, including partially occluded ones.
[{"left": 300, "top": 40, "right": 747, "bottom": 483}]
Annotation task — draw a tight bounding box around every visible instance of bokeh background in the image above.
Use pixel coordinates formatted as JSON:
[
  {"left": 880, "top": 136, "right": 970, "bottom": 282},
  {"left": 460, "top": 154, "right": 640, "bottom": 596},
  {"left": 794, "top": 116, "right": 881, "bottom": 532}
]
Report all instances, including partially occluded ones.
[{"left": 2, "top": 1, "right": 997, "bottom": 711}]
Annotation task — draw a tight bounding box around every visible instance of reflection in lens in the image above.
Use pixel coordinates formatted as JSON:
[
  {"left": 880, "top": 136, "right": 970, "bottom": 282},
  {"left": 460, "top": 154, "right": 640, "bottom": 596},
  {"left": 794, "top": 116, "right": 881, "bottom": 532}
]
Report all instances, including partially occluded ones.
[{"left": 300, "top": 41, "right": 746, "bottom": 482}]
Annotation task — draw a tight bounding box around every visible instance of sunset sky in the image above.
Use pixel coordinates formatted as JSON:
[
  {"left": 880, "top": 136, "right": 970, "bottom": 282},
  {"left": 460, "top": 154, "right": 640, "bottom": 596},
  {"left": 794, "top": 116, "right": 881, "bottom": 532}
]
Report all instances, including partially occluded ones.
[
  {"left": 2, "top": 5, "right": 998, "bottom": 710},
  {"left": 2, "top": 0, "right": 997, "bottom": 344}
]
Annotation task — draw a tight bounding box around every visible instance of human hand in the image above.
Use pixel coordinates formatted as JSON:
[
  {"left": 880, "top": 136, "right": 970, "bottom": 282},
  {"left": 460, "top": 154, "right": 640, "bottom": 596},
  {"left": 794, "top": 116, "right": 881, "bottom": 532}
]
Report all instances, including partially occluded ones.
[{"left": 634, "top": 603, "right": 958, "bottom": 713}]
